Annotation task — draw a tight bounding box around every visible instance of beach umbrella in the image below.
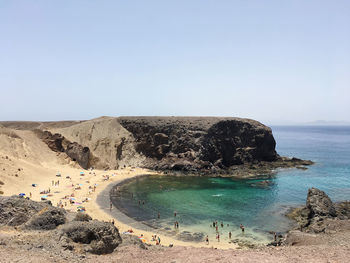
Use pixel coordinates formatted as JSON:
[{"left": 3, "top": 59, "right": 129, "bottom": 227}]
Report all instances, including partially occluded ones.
[
  {"left": 80, "top": 172, "right": 85, "bottom": 175},
  {"left": 19, "top": 193, "right": 25, "bottom": 196},
  {"left": 41, "top": 195, "right": 48, "bottom": 198}
]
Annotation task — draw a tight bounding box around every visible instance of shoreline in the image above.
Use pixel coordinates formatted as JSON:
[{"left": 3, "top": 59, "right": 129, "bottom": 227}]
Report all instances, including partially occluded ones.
[
  {"left": 96, "top": 173, "right": 157, "bottom": 233},
  {"left": 86, "top": 168, "right": 239, "bottom": 249},
  {"left": 95, "top": 172, "right": 295, "bottom": 248}
]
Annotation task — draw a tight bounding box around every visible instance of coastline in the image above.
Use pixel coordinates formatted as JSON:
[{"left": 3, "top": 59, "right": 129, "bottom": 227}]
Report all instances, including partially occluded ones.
[{"left": 90, "top": 170, "right": 239, "bottom": 249}]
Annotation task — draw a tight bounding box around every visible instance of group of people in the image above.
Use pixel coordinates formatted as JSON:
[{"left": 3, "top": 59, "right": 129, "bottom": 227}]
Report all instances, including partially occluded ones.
[
  {"left": 205, "top": 221, "right": 246, "bottom": 244},
  {"left": 52, "top": 180, "right": 60, "bottom": 186}
]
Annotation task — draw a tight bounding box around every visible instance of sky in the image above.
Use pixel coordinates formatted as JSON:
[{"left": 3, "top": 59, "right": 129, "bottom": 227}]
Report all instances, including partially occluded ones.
[{"left": 1, "top": 0, "right": 349, "bottom": 124}]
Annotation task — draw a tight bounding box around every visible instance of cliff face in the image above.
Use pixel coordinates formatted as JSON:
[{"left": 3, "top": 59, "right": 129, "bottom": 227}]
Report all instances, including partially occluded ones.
[
  {"left": 118, "top": 117, "right": 278, "bottom": 171},
  {"left": 2, "top": 116, "right": 310, "bottom": 174}
]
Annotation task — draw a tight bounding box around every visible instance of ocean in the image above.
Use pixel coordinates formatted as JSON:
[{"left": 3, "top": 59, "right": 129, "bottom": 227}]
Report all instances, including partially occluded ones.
[{"left": 112, "top": 126, "right": 350, "bottom": 244}]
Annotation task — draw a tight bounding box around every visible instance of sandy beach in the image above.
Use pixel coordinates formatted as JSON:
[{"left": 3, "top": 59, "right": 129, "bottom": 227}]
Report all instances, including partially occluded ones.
[{"left": 0, "top": 129, "right": 237, "bottom": 249}]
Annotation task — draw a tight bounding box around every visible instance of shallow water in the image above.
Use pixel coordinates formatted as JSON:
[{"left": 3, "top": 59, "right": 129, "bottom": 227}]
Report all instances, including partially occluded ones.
[{"left": 112, "top": 126, "right": 350, "bottom": 244}]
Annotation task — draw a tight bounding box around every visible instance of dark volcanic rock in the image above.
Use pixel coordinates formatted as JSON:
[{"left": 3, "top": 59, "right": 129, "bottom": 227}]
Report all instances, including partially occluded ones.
[
  {"left": 35, "top": 129, "right": 91, "bottom": 170},
  {"left": 0, "top": 196, "right": 51, "bottom": 226},
  {"left": 177, "top": 231, "right": 205, "bottom": 242},
  {"left": 34, "top": 130, "right": 65, "bottom": 152},
  {"left": 287, "top": 188, "right": 349, "bottom": 234},
  {"left": 74, "top": 212, "right": 92, "bottom": 222},
  {"left": 61, "top": 220, "right": 122, "bottom": 254},
  {"left": 25, "top": 206, "right": 66, "bottom": 230},
  {"left": 30, "top": 116, "right": 312, "bottom": 174},
  {"left": 65, "top": 142, "right": 90, "bottom": 170},
  {"left": 307, "top": 188, "right": 337, "bottom": 218},
  {"left": 118, "top": 117, "right": 278, "bottom": 171},
  {"left": 120, "top": 234, "right": 147, "bottom": 249}
]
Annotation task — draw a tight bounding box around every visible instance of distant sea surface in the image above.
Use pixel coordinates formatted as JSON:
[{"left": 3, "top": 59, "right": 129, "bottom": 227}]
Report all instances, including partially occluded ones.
[{"left": 113, "top": 126, "right": 350, "bottom": 243}]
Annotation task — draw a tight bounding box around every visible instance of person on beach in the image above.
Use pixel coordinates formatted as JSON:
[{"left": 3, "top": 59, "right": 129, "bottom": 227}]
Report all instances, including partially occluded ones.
[
  {"left": 229, "top": 231, "right": 232, "bottom": 239},
  {"left": 274, "top": 232, "right": 277, "bottom": 241},
  {"left": 158, "top": 236, "right": 161, "bottom": 244},
  {"left": 240, "top": 224, "right": 245, "bottom": 233},
  {"left": 206, "top": 235, "right": 209, "bottom": 245}
]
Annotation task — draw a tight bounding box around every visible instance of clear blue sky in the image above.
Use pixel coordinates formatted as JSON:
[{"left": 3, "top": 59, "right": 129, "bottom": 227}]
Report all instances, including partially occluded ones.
[{"left": 1, "top": 0, "right": 349, "bottom": 124}]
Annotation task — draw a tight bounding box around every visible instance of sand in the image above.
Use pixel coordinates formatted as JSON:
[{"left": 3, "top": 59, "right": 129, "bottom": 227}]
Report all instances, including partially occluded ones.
[{"left": 0, "top": 128, "right": 237, "bottom": 249}]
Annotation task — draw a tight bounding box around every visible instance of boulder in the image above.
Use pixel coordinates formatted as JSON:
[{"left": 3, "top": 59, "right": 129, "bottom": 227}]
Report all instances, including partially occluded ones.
[
  {"left": 0, "top": 196, "right": 51, "bottom": 227},
  {"left": 74, "top": 212, "right": 92, "bottom": 222},
  {"left": 120, "top": 234, "right": 147, "bottom": 249},
  {"left": 25, "top": 206, "right": 66, "bottom": 230},
  {"left": 61, "top": 220, "right": 122, "bottom": 254}
]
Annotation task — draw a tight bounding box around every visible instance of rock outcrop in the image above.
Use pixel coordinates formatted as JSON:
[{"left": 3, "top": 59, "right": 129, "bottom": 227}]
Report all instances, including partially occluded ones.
[
  {"left": 287, "top": 188, "right": 350, "bottom": 233},
  {"left": 0, "top": 196, "right": 130, "bottom": 255},
  {"left": 0, "top": 196, "right": 66, "bottom": 229},
  {"left": 60, "top": 220, "right": 122, "bottom": 254},
  {"left": 25, "top": 206, "right": 66, "bottom": 230},
  {"left": 5, "top": 116, "right": 312, "bottom": 174},
  {"left": 34, "top": 130, "right": 91, "bottom": 169},
  {"left": 118, "top": 117, "right": 279, "bottom": 171},
  {"left": 65, "top": 143, "right": 90, "bottom": 170}
]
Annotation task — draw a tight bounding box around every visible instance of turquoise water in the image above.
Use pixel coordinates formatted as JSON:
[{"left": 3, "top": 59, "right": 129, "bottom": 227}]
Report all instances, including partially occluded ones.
[{"left": 114, "top": 126, "right": 350, "bottom": 244}]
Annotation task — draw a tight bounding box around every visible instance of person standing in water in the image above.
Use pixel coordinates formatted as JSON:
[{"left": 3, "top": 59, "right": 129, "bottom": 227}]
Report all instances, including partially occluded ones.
[
  {"left": 157, "top": 212, "right": 160, "bottom": 219},
  {"left": 174, "top": 211, "right": 177, "bottom": 217},
  {"left": 229, "top": 231, "right": 232, "bottom": 239},
  {"left": 240, "top": 224, "right": 245, "bottom": 233}
]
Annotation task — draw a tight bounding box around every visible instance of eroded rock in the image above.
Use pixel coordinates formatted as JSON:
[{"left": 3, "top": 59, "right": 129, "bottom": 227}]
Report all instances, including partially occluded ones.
[{"left": 61, "top": 220, "right": 122, "bottom": 254}]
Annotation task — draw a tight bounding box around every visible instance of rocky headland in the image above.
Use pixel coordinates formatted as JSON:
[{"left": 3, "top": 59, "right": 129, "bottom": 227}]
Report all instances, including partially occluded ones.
[{"left": 0, "top": 116, "right": 313, "bottom": 176}]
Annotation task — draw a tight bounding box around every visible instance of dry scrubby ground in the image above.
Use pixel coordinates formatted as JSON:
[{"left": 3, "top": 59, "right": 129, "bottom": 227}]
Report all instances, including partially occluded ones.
[{"left": 0, "top": 232, "right": 349, "bottom": 263}]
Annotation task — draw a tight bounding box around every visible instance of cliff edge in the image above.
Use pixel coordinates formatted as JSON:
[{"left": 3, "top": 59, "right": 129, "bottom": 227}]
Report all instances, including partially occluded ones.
[{"left": 0, "top": 116, "right": 312, "bottom": 175}]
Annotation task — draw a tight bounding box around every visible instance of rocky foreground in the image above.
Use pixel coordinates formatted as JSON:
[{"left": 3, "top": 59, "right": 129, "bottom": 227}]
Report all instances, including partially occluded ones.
[
  {"left": 0, "top": 188, "right": 349, "bottom": 262},
  {"left": 0, "top": 117, "right": 313, "bottom": 176}
]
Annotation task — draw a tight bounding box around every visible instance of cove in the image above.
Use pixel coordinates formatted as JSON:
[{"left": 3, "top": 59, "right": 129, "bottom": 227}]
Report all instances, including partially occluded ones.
[{"left": 111, "top": 126, "right": 350, "bottom": 244}]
